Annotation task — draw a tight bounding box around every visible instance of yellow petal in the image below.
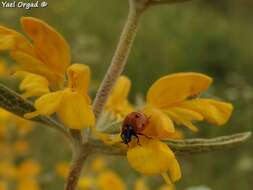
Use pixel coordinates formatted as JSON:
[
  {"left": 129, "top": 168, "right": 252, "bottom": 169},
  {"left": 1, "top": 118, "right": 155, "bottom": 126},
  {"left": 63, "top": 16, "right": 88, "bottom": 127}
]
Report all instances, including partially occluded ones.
[
  {"left": 106, "top": 76, "right": 133, "bottom": 118},
  {"left": 165, "top": 107, "right": 204, "bottom": 132},
  {"left": 143, "top": 106, "right": 175, "bottom": 140},
  {"left": 167, "top": 158, "right": 181, "bottom": 182},
  {"left": 16, "top": 160, "right": 41, "bottom": 179},
  {"left": 16, "top": 179, "right": 40, "bottom": 190},
  {"left": 127, "top": 138, "right": 181, "bottom": 180},
  {"left": 98, "top": 171, "right": 126, "bottom": 190},
  {"left": 0, "top": 161, "right": 16, "bottom": 179},
  {"left": 166, "top": 129, "right": 184, "bottom": 140},
  {"left": 19, "top": 73, "right": 49, "bottom": 98},
  {"left": 21, "top": 17, "right": 70, "bottom": 76},
  {"left": 24, "top": 91, "right": 64, "bottom": 119},
  {"left": 57, "top": 89, "right": 95, "bottom": 129},
  {"left": 11, "top": 50, "right": 62, "bottom": 84},
  {"left": 158, "top": 184, "right": 175, "bottom": 190},
  {"left": 67, "top": 63, "right": 91, "bottom": 101},
  {"left": 0, "top": 181, "right": 7, "bottom": 190},
  {"left": 147, "top": 73, "right": 212, "bottom": 108},
  {"left": 0, "top": 26, "right": 34, "bottom": 54},
  {"left": 78, "top": 176, "right": 94, "bottom": 189},
  {"left": 0, "top": 34, "right": 15, "bottom": 50},
  {"left": 107, "top": 76, "right": 131, "bottom": 105},
  {"left": 134, "top": 178, "right": 150, "bottom": 190},
  {"left": 179, "top": 99, "right": 233, "bottom": 126},
  {"left": 55, "top": 161, "right": 70, "bottom": 179},
  {"left": 90, "top": 158, "right": 106, "bottom": 173}
]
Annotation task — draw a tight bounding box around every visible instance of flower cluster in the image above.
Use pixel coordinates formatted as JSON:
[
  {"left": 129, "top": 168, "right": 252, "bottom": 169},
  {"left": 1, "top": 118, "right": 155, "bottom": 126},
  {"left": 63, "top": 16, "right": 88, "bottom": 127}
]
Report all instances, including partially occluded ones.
[
  {"left": 0, "top": 17, "right": 234, "bottom": 188},
  {"left": 0, "top": 108, "right": 41, "bottom": 190},
  {"left": 55, "top": 156, "right": 172, "bottom": 190}
]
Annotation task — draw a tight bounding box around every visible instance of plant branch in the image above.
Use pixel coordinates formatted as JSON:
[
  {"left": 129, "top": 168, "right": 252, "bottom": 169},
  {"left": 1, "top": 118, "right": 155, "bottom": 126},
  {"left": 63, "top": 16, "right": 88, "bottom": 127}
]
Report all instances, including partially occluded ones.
[
  {"left": 0, "top": 83, "right": 70, "bottom": 139},
  {"left": 65, "top": 146, "right": 90, "bottom": 190},
  {"left": 92, "top": 0, "right": 146, "bottom": 120},
  {"left": 91, "top": 132, "right": 251, "bottom": 156}
]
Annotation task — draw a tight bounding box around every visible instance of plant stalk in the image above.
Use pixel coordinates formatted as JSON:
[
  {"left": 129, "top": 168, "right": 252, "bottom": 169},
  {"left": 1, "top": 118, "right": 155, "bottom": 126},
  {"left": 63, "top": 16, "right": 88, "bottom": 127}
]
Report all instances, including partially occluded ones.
[
  {"left": 64, "top": 146, "right": 89, "bottom": 190},
  {"left": 92, "top": 0, "right": 146, "bottom": 120}
]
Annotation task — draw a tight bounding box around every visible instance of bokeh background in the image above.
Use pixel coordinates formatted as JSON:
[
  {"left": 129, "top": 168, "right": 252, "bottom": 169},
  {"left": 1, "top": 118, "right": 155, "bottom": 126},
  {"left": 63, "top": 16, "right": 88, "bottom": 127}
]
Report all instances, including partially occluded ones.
[{"left": 0, "top": 0, "right": 253, "bottom": 189}]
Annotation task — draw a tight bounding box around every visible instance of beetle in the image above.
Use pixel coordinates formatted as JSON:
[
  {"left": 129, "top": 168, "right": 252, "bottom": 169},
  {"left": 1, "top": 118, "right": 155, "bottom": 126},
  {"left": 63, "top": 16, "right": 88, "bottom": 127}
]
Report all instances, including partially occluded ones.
[{"left": 120, "top": 111, "right": 151, "bottom": 146}]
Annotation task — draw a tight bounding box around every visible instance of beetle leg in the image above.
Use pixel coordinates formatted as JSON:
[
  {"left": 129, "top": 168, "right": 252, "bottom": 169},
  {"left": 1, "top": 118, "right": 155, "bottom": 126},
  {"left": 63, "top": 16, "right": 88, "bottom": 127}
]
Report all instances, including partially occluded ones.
[
  {"left": 138, "top": 133, "right": 152, "bottom": 139},
  {"left": 134, "top": 134, "right": 141, "bottom": 146},
  {"left": 120, "top": 141, "right": 130, "bottom": 148}
]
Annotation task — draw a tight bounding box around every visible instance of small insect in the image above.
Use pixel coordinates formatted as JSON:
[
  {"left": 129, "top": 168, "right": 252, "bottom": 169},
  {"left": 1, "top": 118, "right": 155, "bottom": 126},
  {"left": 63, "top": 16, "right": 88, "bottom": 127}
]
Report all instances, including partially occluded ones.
[{"left": 121, "top": 111, "right": 151, "bottom": 146}]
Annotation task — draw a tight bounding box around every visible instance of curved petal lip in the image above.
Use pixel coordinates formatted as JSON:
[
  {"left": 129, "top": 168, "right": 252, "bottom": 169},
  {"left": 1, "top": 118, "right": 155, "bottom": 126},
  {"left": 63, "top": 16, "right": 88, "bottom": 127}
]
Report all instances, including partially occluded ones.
[{"left": 147, "top": 72, "right": 213, "bottom": 108}]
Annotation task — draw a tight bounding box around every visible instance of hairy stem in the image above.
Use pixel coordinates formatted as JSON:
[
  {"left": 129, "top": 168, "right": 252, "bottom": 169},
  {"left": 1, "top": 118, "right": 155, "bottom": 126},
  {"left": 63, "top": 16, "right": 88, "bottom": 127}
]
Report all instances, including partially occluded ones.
[
  {"left": 92, "top": 1, "right": 145, "bottom": 120},
  {"left": 91, "top": 132, "right": 251, "bottom": 156},
  {"left": 65, "top": 146, "right": 90, "bottom": 190},
  {"left": 0, "top": 83, "right": 70, "bottom": 139}
]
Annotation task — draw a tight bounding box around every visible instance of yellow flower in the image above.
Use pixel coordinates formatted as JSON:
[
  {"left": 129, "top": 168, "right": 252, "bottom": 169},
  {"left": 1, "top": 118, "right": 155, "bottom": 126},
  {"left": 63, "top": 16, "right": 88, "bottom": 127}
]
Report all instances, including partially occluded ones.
[
  {"left": 134, "top": 178, "right": 150, "bottom": 190},
  {"left": 97, "top": 170, "right": 126, "bottom": 190},
  {"left": 0, "top": 108, "right": 34, "bottom": 137},
  {"left": 0, "top": 108, "right": 11, "bottom": 123},
  {"left": 143, "top": 72, "right": 233, "bottom": 137},
  {"left": 78, "top": 176, "right": 94, "bottom": 190},
  {"left": 0, "top": 17, "right": 95, "bottom": 129},
  {"left": 0, "top": 161, "right": 16, "bottom": 179},
  {"left": 16, "top": 160, "right": 41, "bottom": 179},
  {"left": 0, "top": 181, "right": 7, "bottom": 190},
  {"left": 0, "top": 17, "right": 70, "bottom": 86},
  {"left": 13, "top": 140, "right": 29, "bottom": 155},
  {"left": 25, "top": 64, "right": 95, "bottom": 129},
  {"left": 126, "top": 72, "right": 233, "bottom": 184},
  {"left": 106, "top": 76, "right": 133, "bottom": 119},
  {"left": 90, "top": 158, "right": 106, "bottom": 173},
  {"left": 55, "top": 161, "right": 70, "bottom": 179},
  {"left": 157, "top": 184, "right": 175, "bottom": 190},
  {"left": 0, "top": 143, "right": 12, "bottom": 158},
  {"left": 17, "top": 179, "right": 40, "bottom": 190}
]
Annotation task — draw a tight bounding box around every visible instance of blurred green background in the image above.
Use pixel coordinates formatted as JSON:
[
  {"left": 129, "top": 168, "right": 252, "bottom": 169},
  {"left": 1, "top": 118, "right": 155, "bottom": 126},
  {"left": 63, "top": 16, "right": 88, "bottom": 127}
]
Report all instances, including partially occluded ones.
[{"left": 0, "top": 0, "right": 253, "bottom": 189}]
